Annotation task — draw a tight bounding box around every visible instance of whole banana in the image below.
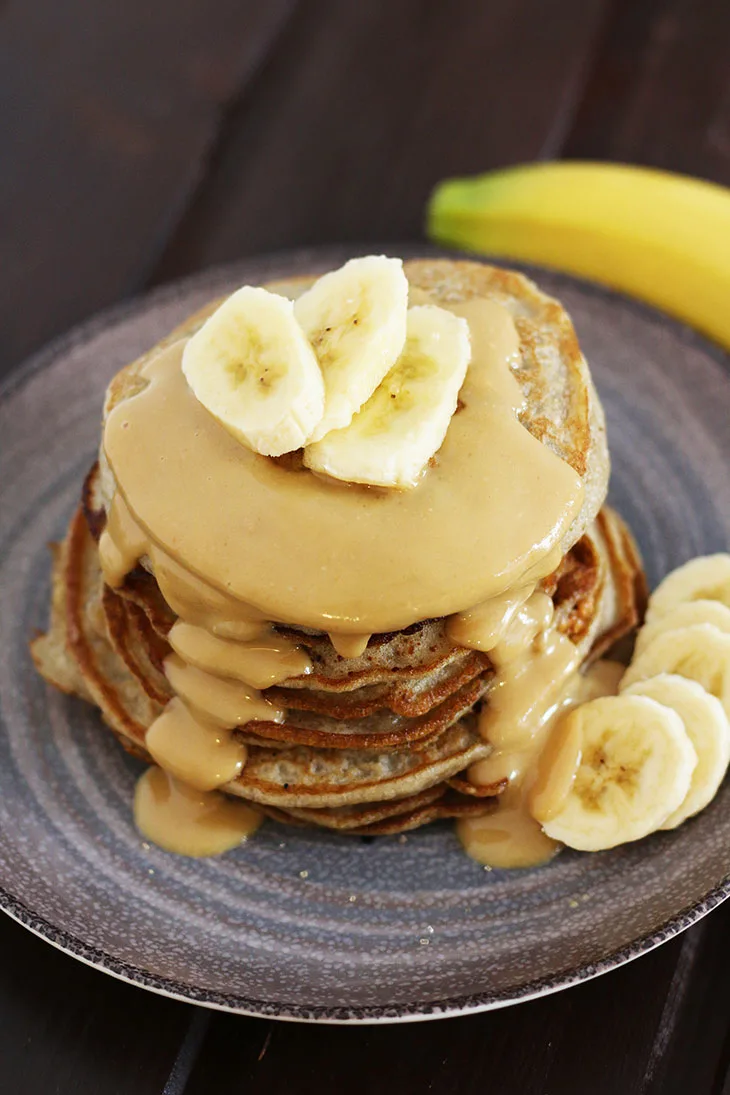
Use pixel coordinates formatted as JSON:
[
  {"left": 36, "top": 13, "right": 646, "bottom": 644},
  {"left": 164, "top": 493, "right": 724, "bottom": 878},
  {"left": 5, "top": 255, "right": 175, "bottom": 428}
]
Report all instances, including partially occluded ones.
[{"left": 427, "top": 162, "right": 730, "bottom": 350}]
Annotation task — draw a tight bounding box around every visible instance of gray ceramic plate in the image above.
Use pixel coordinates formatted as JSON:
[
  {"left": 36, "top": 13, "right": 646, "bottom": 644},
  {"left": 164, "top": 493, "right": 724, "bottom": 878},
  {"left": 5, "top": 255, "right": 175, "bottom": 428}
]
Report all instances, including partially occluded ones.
[{"left": 2, "top": 246, "right": 730, "bottom": 1024}]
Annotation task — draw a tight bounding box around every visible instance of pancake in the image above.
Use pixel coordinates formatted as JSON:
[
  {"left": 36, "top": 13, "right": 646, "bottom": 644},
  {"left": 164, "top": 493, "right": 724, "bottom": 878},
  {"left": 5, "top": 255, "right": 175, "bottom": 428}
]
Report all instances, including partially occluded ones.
[
  {"left": 230, "top": 719, "right": 490, "bottom": 809},
  {"left": 31, "top": 257, "right": 645, "bottom": 848},
  {"left": 231, "top": 677, "right": 491, "bottom": 751},
  {"left": 258, "top": 787, "right": 496, "bottom": 835},
  {"left": 99, "top": 259, "right": 609, "bottom": 576},
  {"left": 30, "top": 541, "right": 92, "bottom": 702},
  {"left": 264, "top": 653, "right": 490, "bottom": 718},
  {"left": 34, "top": 506, "right": 163, "bottom": 750}
]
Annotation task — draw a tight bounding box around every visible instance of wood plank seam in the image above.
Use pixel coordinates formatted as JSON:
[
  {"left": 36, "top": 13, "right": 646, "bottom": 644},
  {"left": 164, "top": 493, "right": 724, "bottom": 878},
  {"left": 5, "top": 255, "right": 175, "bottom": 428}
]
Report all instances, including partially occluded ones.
[
  {"left": 143, "top": 0, "right": 301, "bottom": 292},
  {"left": 640, "top": 923, "right": 707, "bottom": 1091},
  {"left": 161, "top": 1010, "right": 211, "bottom": 1095},
  {"left": 561, "top": 0, "right": 670, "bottom": 158},
  {"left": 539, "top": 0, "right": 613, "bottom": 159},
  {"left": 149, "top": 0, "right": 305, "bottom": 286}
]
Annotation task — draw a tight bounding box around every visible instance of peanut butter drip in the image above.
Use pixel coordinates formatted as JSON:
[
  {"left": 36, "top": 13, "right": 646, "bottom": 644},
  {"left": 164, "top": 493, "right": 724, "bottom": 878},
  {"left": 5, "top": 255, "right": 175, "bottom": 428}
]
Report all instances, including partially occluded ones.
[
  {"left": 103, "top": 298, "right": 584, "bottom": 634},
  {"left": 167, "top": 621, "right": 311, "bottom": 689},
  {"left": 446, "top": 586, "right": 533, "bottom": 652},
  {"left": 134, "top": 766, "right": 261, "bottom": 857},
  {"left": 99, "top": 494, "right": 306, "bottom": 855},
  {"left": 145, "top": 698, "right": 248, "bottom": 791},
  {"left": 163, "top": 654, "right": 283, "bottom": 727},
  {"left": 98, "top": 491, "right": 148, "bottom": 587},
  {"left": 527, "top": 660, "right": 625, "bottom": 822},
  {"left": 329, "top": 632, "right": 371, "bottom": 658},
  {"left": 458, "top": 641, "right": 625, "bottom": 869},
  {"left": 458, "top": 785, "right": 561, "bottom": 870}
]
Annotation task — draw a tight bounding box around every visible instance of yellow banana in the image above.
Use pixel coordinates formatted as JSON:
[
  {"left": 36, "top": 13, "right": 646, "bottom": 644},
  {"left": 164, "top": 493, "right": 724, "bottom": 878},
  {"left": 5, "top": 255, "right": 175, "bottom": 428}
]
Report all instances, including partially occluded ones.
[{"left": 427, "top": 162, "right": 730, "bottom": 350}]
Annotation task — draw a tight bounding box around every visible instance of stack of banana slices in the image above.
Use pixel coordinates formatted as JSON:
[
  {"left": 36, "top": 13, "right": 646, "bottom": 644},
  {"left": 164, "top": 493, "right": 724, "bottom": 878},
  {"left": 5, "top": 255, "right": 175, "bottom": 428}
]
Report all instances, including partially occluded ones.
[
  {"left": 182, "top": 255, "right": 471, "bottom": 488},
  {"left": 534, "top": 555, "right": 730, "bottom": 851}
]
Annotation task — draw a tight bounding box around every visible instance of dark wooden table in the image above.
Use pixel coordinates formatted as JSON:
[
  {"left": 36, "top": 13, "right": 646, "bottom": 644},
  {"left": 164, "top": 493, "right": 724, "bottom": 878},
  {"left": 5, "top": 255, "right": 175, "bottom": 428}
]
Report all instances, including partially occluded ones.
[{"left": 2, "top": 1, "right": 729, "bottom": 1091}]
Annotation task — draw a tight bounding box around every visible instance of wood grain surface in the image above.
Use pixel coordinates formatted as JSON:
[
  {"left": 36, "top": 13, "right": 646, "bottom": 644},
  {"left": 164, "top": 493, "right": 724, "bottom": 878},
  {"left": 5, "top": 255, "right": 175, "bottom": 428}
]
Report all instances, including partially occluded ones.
[{"left": 1, "top": 0, "right": 729, "bottom": 1091}]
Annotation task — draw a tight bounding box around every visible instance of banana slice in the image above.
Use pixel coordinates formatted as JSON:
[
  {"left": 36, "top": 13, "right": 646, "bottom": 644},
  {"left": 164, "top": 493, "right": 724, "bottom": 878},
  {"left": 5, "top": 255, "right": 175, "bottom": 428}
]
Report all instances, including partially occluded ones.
[
  {"left": 541, "top": 695, "right": 696, "bottom": 851},
  {"left": 621, "top": 623, "right": 730, "bottom": 719},
  {"left": 646, "top": 554, "right": 730, "bottom": 623},
  {"left": 294, "top": 256, "right": 409, "bottom": 441},
  {"left": 304, "top": 305, "right": 470, "bottom": 488},
  {"left": 624, "top": 675, "right": 730, "bottom": 829},
  {"left": 182, "top": 286, "right": 325, "bottom": 456},
  {"left": 636, "top": 599, "right": 730, "bottom": 656}
]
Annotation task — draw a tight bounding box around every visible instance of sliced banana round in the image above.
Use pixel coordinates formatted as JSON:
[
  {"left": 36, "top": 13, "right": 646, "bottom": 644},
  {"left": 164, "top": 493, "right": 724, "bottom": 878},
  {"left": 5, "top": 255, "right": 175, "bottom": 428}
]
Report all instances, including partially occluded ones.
[
  {"left": 182, "top": 286, "right": 325, "bottom": 457},
  {"left": 294, "top": 255, "right": 409, "bottom": 441},
  {"left": 541, "top": 695, "right": 696, "bottom": 851},
  {"left": 646, "top": 554, "right": 730, "bottom": 623},
  {"left": 636, "top": 599, "right": 730, "bottom": 655},
  {"left": 623, "top": 674, "right": 730, "bottom": 829},
  {"left": 621, "top": 623, "right": 730, "bottom": 719},
  {"left": 304, "top": 304, "right": 471, "bottom": 488}
]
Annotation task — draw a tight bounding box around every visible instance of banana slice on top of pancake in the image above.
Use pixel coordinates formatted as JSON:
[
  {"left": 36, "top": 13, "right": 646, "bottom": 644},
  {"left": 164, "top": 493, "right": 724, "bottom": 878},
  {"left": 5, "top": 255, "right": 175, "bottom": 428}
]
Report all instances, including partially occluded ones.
[
  {"left": 294, "top": 255, "right": 409, "bottom": 441},
  {"left": 182, "top": 286, "right": 325, "bottom": 456},
  {"left": 305, "top": 304, "right": 471, "bottom": 488}
]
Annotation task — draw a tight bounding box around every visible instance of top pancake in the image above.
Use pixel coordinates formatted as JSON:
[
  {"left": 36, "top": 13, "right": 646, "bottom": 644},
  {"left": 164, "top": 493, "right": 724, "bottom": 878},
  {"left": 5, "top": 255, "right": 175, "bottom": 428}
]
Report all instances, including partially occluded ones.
[{"left": 99, "top": 259, "right": 609, "bottom": 627}]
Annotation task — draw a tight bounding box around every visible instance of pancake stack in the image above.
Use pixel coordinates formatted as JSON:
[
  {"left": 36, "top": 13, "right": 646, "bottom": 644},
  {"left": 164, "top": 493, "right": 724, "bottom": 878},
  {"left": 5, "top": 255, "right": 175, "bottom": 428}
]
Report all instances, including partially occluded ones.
[{"left": 32, "top": 259, "right": 646, "bottom": 840}]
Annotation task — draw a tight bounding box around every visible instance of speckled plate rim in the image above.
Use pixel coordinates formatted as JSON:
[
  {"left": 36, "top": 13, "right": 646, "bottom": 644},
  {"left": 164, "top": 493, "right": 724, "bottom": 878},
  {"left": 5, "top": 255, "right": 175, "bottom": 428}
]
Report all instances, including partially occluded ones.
[
  {"left": 2, "top": 245, "right": 730, "bottom": 1024},
  {"left": 1, "top": 875, "right": 728, "bottom": 1024}
]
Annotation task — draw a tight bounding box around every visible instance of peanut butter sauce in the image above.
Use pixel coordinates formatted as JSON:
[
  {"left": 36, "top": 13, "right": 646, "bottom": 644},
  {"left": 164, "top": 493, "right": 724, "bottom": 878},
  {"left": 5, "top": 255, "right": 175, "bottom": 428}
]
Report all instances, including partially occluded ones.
[
  {"left": 98, "top": 289, "right": 590, "bottom": 859},
  {"left": 134, "top": 766, "right": 261, "bottom": 857},
  {"left": 98, "top": 491, "right": 149, "bottom": 587},
  {"left": 459, "top": 657, "right": 625, "bottom": 868},
  {"left": 99, "top": 498, "right": 302, "bottom": 853},
  {"left": 469, "top": 625, "right": 581, "bottom": 788},
  {"left": 167, "top": 621, "right": 311, "bottom": 689},
  {"left": 457, "top": 785, "right": 562, "bottom": 870},
  {"left": 446, "top": 586, "right": 533, "bottom": 652},
  {"left": 145, "top": 698, "right": 247, "bottom": 791},
  {"left": 164, "top": 654, "right": 282, "bottom": 727},
  {"left": 492, "top": 591, "right": 556, "bottom": 665},
  {"left": 328, "top": 632, "right": 372, "bottom": 659},
  {"left": 153, "top": 547, "right": 269, "bottom": 641}
]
